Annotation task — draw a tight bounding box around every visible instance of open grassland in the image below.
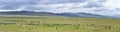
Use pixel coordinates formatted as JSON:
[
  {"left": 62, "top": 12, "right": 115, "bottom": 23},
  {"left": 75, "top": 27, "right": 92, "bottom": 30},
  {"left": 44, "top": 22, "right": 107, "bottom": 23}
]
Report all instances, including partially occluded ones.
[{"left": 0, "top": 17, "right": 120, "bottom": 32}]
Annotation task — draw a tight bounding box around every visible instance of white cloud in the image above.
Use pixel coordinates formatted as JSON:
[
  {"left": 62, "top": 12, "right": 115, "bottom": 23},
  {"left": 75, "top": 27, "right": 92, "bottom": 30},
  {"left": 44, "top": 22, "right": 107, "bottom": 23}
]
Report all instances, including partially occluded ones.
[{"left": 103, "top": 0, "right": 120, "bottom": 8}]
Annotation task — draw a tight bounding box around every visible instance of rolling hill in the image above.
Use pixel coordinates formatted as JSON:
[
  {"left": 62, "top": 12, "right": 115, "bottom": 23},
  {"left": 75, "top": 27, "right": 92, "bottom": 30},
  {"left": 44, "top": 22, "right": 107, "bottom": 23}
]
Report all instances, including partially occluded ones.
[{"left": 0, "top": 11, "right": 109, "bottom": 18}]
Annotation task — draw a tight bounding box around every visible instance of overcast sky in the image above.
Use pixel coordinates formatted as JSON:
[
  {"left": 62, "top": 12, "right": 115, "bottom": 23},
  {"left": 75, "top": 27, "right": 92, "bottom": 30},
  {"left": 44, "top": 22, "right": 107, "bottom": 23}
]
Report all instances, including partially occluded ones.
[{"left": 0, "top": 0, "right": 120, "bottom": 16}]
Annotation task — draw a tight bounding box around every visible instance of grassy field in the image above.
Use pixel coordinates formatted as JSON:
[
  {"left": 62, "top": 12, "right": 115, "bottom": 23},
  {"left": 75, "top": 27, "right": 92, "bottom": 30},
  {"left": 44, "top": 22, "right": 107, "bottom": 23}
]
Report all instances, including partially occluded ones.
[{"left": 0, "top": 17, "right": 120, "bottom": 32}]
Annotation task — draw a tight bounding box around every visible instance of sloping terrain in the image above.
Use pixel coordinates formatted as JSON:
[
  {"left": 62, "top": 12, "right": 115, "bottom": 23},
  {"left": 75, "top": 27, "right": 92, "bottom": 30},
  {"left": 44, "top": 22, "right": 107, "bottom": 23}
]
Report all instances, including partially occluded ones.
[{"left": 0, "top": 11, "right": 108, "bottom": 18}]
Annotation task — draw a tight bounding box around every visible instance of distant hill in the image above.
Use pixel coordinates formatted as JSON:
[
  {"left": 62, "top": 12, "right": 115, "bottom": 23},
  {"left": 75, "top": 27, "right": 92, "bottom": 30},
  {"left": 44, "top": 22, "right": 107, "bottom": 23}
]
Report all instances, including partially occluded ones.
[
  {"left": 0, "top": 11, "right": 57, "bottom": 16},
  {"left": 55, "top": 12, "right": 108, "bottom": 18},
  {"left": 0, "top": 11, "right": 109, "bottom": 18}
]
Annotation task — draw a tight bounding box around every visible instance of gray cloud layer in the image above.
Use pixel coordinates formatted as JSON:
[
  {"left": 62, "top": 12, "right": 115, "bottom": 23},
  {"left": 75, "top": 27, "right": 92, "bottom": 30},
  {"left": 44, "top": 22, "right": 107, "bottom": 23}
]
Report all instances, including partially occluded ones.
[{"left": 0, "top": 0, "right": 120, "bottom": 16}]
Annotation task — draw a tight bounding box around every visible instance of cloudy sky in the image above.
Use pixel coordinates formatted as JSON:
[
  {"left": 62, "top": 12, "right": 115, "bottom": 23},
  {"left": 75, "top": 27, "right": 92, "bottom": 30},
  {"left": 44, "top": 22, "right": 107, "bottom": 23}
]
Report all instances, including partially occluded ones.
[{"left": 0, "top": 0, "right": 120, "bottom": 16}]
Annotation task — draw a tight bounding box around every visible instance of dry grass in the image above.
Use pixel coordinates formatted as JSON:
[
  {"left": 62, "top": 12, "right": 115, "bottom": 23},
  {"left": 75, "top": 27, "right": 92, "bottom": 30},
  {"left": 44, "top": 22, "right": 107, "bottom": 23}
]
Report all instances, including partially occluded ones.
[{"left": 0, "top": 17, "right": 120, "bottom": 32}]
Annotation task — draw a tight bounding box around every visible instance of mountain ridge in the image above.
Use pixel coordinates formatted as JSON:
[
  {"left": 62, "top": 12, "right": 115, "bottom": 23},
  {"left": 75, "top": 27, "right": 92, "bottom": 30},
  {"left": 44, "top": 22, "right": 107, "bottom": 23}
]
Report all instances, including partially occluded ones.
[{"left": 0, "top": 11, "right": 111, "bottom": 18}]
